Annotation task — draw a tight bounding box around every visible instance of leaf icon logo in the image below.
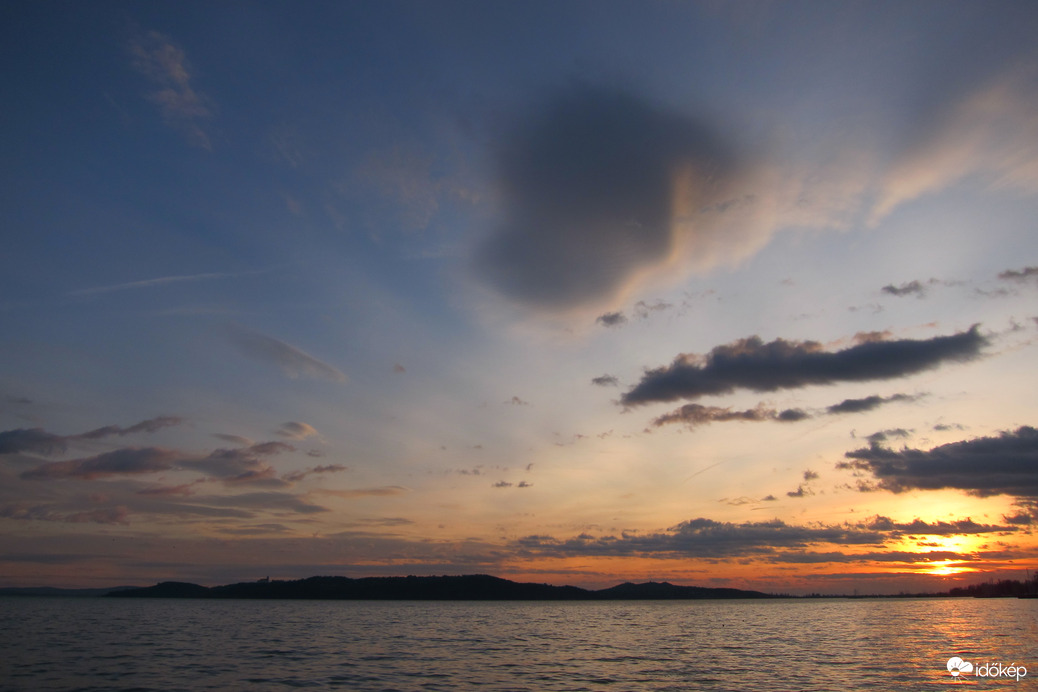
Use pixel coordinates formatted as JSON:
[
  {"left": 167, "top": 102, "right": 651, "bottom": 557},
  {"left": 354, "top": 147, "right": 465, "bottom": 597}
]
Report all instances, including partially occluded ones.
[{"left": 947, "top": 657, "right": 974, "bottom": 677}]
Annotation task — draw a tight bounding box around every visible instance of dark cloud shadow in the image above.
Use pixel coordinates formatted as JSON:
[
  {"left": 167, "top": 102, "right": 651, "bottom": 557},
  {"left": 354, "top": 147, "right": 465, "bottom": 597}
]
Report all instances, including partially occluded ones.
[{"left": 473, "top": 85, "right": 736, "bottom": 309}]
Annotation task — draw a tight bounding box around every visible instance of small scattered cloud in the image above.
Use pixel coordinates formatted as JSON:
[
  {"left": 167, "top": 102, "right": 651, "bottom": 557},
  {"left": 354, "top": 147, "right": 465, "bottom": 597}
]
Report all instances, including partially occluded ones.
[
  {"left": 651, "top": 403, "right": 807, "bottom": 430},
  {"left": 282, "top": 464, "right": 348, "bottom": 483},
  {"left": 865, "top": 428, "right": 912, "bottom": 444},
  {"left": 633, "top": 300, "right": 672, "bottom": 319},
  {"left": 596, "top": 312, "right": 627, "bottom": 327},
  {"left": 881, "top": 280, "right": 929, "bottom": 298},
  {"left": 492, "top": 481, "right": 513, "bottom": 488},
  {"left": 226, "top": 324, "right": 348, "bottom": 383},
  {"left": 591, "top": 374, "right": 619, "bottom": 387},
  {"left": 276, "top": 421, "right": 319, "bottom": 440},
  {"left": 621, "top": 327, "right": 985, "bottom": 406},
  {"left": 998, "top": 266, "right": 1038, "bottom": 284},
  {"left": 827, "top": 393, "right": 918, "bottom": 415}
]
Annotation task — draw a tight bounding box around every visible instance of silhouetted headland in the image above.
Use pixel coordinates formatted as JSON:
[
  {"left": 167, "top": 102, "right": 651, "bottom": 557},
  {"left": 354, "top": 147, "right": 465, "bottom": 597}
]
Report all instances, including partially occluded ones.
[{"left": 105, "top": 574, "right": 778, "bottom": 600}]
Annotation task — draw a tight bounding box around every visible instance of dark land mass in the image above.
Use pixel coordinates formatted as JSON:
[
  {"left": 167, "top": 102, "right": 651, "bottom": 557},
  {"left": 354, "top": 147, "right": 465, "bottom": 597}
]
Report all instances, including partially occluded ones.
[
  {"left": 6, "top": 575, "right": 1034, "bottom": 600},
  {"left": 0, "top": 586, "right": 139, "bottom": 597},
  {"left": 105, "top": 574, "right": 779, "bottom": 600}
]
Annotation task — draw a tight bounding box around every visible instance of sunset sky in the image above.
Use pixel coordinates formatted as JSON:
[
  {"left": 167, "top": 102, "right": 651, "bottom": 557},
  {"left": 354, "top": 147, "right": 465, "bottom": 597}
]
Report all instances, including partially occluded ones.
[{"left": 3, "top": 1, "right": 1038, "bottom": 594}]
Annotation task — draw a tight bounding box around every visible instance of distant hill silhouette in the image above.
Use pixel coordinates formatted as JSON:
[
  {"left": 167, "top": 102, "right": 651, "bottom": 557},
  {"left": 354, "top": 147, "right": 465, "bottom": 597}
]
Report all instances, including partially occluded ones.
[
  {"left": 0, "top": 585, "right": 139, "bottom": 597},
  {"left": 596, "top": 581, "right": 773, "bottom": 599},
  {"left": 107, "top": 574, "right": 779, "bottom": 600}
]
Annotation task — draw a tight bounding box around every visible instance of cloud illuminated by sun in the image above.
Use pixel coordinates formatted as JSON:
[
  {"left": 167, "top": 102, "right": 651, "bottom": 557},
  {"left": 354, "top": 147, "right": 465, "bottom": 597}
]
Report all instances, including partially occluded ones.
[{"left": 926, "top": 561, "right": 974, "bottom": 577}]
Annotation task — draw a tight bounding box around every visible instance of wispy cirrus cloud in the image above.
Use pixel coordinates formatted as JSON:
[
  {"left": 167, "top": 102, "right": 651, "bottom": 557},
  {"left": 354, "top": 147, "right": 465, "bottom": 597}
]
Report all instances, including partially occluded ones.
[
  {"left": 70, "top": 272, "right": 239, "bottom": 297},
  {"left": 129, "top": 30, "right": 214, "bottom": 148},
  {"left": 226, "top": 324, "right": 348, "bottom": 383},
  {"left": 871, "top": 65, "right": 1038, "bottom": 225},
  {"left": 282, "top": 464, "right": 348, "bottom": 483},
  {"left": 314, "top": 486, "right": 410, "bottom": 499}
]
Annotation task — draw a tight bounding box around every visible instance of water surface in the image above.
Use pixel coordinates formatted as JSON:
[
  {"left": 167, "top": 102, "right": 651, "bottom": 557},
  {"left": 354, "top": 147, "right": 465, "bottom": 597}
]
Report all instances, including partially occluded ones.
[{"left": 2, "top": 597, "right": 1035, "bottom": 690}]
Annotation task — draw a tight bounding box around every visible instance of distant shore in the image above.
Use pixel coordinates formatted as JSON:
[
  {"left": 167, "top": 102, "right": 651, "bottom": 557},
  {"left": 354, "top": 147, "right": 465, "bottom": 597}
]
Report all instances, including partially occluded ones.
[{"left": 4, "top": 573, "right": 1034, "bottom": 600}]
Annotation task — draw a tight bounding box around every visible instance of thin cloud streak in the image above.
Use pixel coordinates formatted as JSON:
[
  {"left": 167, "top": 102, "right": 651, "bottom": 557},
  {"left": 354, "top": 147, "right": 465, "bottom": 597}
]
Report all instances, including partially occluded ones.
[
  {"left": 226, "top": 324, "right": 348, "bottom": 383},
  {"left": 70, "top": 272, "right": 241, "bottom": 296}
]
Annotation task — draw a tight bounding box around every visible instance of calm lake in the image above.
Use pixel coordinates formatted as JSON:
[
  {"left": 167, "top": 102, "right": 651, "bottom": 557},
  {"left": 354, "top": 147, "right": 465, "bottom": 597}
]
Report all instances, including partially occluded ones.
[{"left": 2, "top": 597, "right": 1036, "bottom": 691}]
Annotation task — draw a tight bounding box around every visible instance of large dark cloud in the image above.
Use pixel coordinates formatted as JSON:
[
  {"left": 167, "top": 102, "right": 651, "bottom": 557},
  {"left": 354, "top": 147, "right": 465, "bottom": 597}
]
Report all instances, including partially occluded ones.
[
  {"left": 512, "top": 512, "right": 1020, "bottom": 563},
  {"left": 621, "top": 326, "right": 985, "bottom": 406},
  {"left": 861, "top": 515, "right": 1016, "bottom": 536},
  {"left": 838, "top": 426, "right": 1038, "bottom": 498},
  {"left": 515, "top": 518, "right": 886, "bottom": 559},
  {"left": 473, "top": 86, "right": 735, "bottom": 308}
]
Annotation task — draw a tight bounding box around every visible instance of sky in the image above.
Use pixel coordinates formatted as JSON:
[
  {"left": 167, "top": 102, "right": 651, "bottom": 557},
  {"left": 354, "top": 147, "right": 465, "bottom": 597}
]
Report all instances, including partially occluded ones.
[{"left": 2, "top": 1, "right": 1038, "bottom": 594}]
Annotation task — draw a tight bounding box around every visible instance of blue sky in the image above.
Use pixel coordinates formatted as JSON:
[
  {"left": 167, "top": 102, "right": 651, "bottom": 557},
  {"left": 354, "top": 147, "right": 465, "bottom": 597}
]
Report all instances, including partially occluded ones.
[{"left": 2, "top": 1, "right": 1038, "bottom": 592}]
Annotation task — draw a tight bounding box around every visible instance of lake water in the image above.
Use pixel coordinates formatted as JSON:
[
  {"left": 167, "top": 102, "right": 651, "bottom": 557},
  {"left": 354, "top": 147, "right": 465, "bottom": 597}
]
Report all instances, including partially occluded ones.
[{"left": 2, "top": 597, "right": 1036, "bottom": 691}]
